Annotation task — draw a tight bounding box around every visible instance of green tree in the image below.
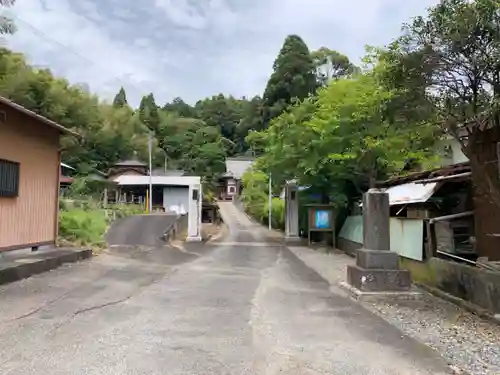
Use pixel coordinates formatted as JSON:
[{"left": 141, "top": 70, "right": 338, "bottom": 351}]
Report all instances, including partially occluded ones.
[
  {"left": 163, "top": 97, "right": 197, "bottom": 118},
  {"left": 236, "top": 95, "right": 264, "bottom": 148},
  {"left": 311, "top": 47, "right": 357, "bottom": 86},
  {"left": 0, "top": 48, "right": 156, "bottom": 173},
  {"left": 112, "top": 87, "right": 128, "bottom": 108},
  {"left": 251, "top": 71, "right": 436, "bottom": 207},
  {"left": 139, "top": 93, "right": 160, "bottom": 134},
  {"left": 261, "top": 35, "right": 317, "bottom": 127},
  {"left": 194, "top": 94, "right": 245, "bottom": 144},
  {"left": 386, "top": 0, "right": 500, "bottom": 257},
  {"left": 159, "top": 115, "right": 231, "bottom": 179}
]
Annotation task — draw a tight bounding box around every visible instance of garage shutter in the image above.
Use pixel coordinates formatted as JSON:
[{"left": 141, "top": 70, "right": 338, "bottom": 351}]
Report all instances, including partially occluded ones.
[{"left": 163, "top": 187, "right": 189, "bottom": 214}]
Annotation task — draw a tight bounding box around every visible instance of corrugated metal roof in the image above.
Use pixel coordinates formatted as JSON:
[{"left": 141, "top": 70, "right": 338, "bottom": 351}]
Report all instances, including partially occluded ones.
[{"left": 386, "top": 182, "right": 439, "bottom": 205}]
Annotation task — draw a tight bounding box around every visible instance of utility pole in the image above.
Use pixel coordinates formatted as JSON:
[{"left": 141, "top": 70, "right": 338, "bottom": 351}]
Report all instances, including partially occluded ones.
[
  {"left": 268, "top": 172, "right": 272, "bottom": 230},
  {"left": 148, "top": 132, "right": 153, "bottom": 213}
]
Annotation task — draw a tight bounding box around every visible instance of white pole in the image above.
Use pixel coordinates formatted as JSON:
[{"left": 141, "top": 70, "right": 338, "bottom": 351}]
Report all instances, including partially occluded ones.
[
  {"left": 148, "top": 132, "right": 153, "bottom": 212},
  {"left": 268, "top": 172, "right": 272, "bottom": 230}
]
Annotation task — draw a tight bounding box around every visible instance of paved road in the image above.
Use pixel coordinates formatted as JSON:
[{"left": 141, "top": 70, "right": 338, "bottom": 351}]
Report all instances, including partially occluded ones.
[
  {"left": 106, "top": 213, "right": 179, "bottom": 247},
  {"left": 0, "top": 205, "right": 455, "bottom": 374}
]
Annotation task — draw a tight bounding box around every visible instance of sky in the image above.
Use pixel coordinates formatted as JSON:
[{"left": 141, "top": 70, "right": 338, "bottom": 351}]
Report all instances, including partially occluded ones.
[{"left": 3, "top": 0, "right": 439, "bottom": 107}]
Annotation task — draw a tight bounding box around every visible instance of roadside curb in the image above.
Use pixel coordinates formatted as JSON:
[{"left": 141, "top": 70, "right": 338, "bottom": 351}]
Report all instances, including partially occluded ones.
[{"left": 0, "top": 248, "right": 92, "bottom": 286}]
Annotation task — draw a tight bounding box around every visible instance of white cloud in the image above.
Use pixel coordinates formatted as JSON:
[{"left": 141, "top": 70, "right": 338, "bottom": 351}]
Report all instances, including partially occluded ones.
[{"left": 5, "top": 0, "right": 439, "bottom": 107}]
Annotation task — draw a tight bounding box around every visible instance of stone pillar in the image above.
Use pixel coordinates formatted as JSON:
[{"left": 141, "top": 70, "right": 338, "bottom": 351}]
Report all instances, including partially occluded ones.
[
  {"left": 285, "top": 182, "right": 301, "bottom": 243},
  {"left": 186, "top": 182, "right": 202, "bottom": 242},
  {"left": 346, "top": 189, "right": 411, "bottom": 292},
  {"left": 362, "top": 189, "right": 390, "bottom": 251}
]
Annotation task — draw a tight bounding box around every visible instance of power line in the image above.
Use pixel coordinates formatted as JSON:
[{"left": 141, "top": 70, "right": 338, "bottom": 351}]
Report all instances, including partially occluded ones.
[{"left": 7, "top": 14, "right": 148, "bottom": 101}]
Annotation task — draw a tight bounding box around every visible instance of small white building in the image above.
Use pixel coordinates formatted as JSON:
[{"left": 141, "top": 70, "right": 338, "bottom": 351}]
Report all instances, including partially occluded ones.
[{"left": 113, "top": 174, "right": 203, "bottom": 242}]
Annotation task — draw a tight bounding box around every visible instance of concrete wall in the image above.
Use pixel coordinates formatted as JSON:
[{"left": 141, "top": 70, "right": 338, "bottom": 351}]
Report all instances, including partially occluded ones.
[{"left": 400, "top": 257, "right": 500, "bottom": 314}]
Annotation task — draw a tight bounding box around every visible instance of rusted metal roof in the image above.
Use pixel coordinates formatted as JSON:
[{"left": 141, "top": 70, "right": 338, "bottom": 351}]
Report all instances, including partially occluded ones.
[
  {"left": 0, "top": 96, "right": 79, "bottom": 137},
  {"left": 379, "top": 162, "right": 471, "bottom": 188}
]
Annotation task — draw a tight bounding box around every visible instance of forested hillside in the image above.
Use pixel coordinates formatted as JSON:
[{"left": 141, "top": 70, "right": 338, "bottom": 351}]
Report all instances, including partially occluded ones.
[
  {"left": 0, "top": 46, "right": 261, "bottom": 177},
  {"left": 2, "top": 0, "right": 499, "bottom": 231},
  {"left": 0, "top": 21, "right": 356, "bottom": 185}
]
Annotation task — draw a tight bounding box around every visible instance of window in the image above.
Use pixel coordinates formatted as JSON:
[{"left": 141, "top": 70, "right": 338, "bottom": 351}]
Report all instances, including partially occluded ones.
[{"left": 0, "top": 159, "right": 20, "bottom": 197}]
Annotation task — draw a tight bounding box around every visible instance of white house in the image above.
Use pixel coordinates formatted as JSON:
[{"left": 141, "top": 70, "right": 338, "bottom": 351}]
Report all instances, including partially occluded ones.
[{"left": 113, "top": 174, "right": 202, "bottom": 242}]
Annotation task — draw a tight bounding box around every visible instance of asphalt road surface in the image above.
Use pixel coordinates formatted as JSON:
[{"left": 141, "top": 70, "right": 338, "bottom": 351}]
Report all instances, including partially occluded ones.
[{"left": 0, "top": 204, "right": 455, "bottom": 374}]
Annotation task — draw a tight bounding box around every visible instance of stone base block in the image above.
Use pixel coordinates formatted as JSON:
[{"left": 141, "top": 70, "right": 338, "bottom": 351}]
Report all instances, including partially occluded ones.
[
  {"left": 284, "top": 236, "right": 302, "bottom": 244},
  {"left": 185, "top": 236, "right": 202, "bottom": 243},
  {"left": 339, "top": 282, "right": 422, "bottom": 303},
  {"left": 356, "top": 249, "right": 399, "bottom": 270},
  {"left": 347, "top": 265, "right": 411, "bottom": 292}
]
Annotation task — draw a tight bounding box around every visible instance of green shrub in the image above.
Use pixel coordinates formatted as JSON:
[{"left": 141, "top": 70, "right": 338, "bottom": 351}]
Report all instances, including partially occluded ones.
[
  {"left": 240, "top": 168, "right": 285, "bottom": 229},
  {"left": 110, "top": 204, "right": 145, "bottom": 219},
  {"left": 58, "top": 201, "right": 146, "bottom": 247},
  {"left": 262, "top": 197, "right": 285, "bottom": 229},
  {"left": 59, "top": 208, "right": 108, "bottom": 246}
]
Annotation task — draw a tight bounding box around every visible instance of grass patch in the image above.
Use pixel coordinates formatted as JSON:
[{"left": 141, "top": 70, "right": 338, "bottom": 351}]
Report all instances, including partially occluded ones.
[
  {"left": 399, "top": 257, "right": 438, "bottom": 287},
  {"left": 59, "top": 208, "right": 108, "bottom": 248},
  {"left": 58, "top": 202, "right": 146, "bottom": 250}
]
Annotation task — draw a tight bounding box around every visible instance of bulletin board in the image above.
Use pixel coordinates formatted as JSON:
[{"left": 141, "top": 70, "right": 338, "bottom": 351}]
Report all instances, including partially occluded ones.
[{"left": 306, "top": 204, "right": 335, "bottom": 247}]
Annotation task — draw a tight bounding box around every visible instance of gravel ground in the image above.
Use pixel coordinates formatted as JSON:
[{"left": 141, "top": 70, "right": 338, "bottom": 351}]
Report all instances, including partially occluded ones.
[{"left": 288, "top": 246, "right": 500, "bottom": 375}]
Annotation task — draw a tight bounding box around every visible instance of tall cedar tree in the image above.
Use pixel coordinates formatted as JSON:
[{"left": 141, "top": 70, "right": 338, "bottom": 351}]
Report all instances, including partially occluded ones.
[
  {"left": 139, "top": 93, "right": 161, "bottom": 134},
  {"left": 112, "top": 87, "right": 128, "bottom": 107},
  {"left": 261, "top": 35, "right": 317, "bottom": 127}
]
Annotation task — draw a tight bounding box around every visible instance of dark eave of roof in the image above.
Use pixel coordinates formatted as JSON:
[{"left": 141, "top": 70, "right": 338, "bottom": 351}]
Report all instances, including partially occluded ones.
[
  {"left": 114, "top": 160, "right": 147, "bottom": 167},
  {"left": 0, "top": 96, "right": 79, "bottom": 137},
  {"left": 378, "top": 162, "right": 471, "bottom": 188}
]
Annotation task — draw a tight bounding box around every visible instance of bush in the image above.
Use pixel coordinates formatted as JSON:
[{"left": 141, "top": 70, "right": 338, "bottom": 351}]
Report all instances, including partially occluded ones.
[
  {"left": 59, "top": 208, "right": 108, "bottom": 247},
  {"left": 109, "top": 204, "right": 145, "bottom": 219},
  {"left": 262, "top": 197, "right": 285, "bottom": 229},
  {"left": 241, "top": 168, "right": 285, "bottom": 229},
  {"left": 58, "top": 201, "right": 145, "bottom": 248}
]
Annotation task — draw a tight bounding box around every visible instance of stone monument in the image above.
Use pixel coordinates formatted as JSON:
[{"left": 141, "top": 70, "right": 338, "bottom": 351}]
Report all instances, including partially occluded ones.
[
  {"left": 346, "top": 189, "right": 411, "bottom": 292},
  {"left": 284, "top": 181, "right": 301, "bottom": 243}
]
